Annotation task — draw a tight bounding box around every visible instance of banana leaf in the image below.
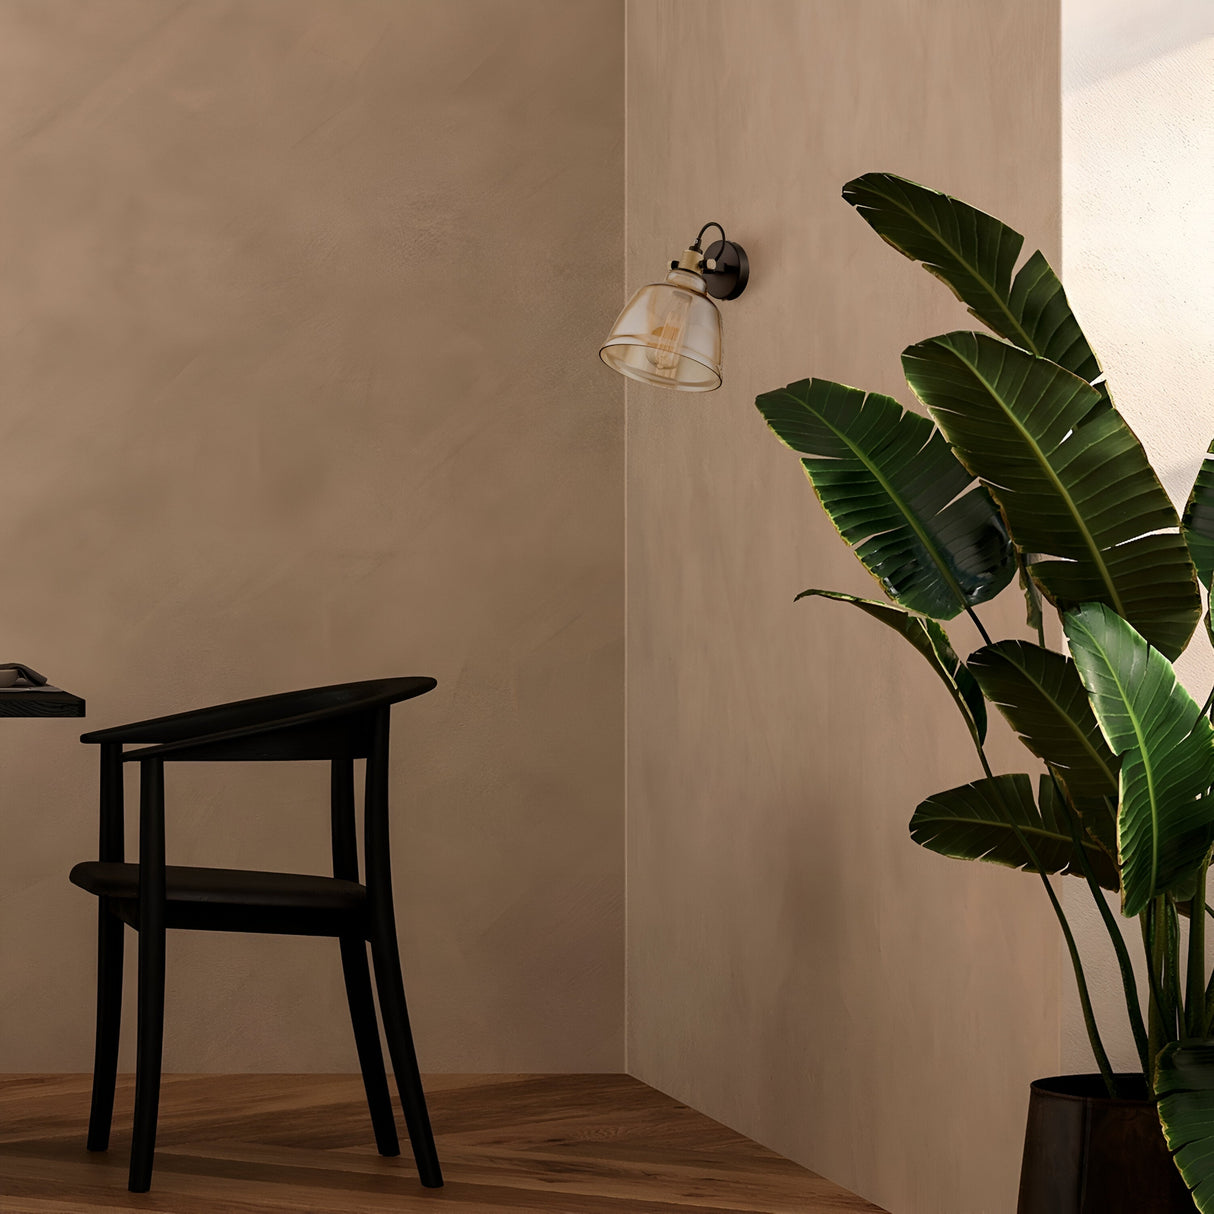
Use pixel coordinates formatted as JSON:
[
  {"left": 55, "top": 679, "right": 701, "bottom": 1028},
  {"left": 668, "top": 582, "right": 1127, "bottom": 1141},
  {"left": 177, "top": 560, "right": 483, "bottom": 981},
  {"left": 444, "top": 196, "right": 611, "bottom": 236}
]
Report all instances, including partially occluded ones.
[
  {"left": 1156, "top": 1040, "right": 1214, "bottom": 1212},
  {"left": 910, "top": 772, "right": 1119, "bottom": 890},
  {"left": 968, "top": 641, "right": 1118, "bottom": 800},
  {"left": 757, "top": 378, "right": 1014, "bottom": 619},
  {"left": 1183, "top": 440, "right": 1214, "bottom": 590},
  {"left": 1016, "top": 550, "right": 1045, "bottom": 634},
  {"left": 843, "top": 172, "right": 1106, "bottom": 397},
  {"left": 903, "top": 331, "right": 1200, "bottom": 659},
  {"left": 1064, "top": 603, "right": 1214, "bottom": 917},
  {"left": 795, "top": 589, "right": 985, "bottom": 746},
  {"left": 1070, "top": 794, "right": 1121, "bottom": 864}
]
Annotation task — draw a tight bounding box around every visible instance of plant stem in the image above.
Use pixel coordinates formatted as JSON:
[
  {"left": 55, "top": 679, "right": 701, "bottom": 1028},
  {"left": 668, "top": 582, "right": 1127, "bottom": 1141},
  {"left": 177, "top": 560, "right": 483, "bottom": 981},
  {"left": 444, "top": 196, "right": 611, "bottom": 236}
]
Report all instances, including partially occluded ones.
[
  {"left": 966, "top": 606, "right": 993, "bottom": 648},
  {"left": 1143, "top": 901, "right": 1173, "bottom": 1087},
  {"left": 1039, "top": 865, "right": 1117, "bottom": 1096},
  {"left": 1165, "top": 899, "right": 1182, "bottom": 1039},
  {"left": 971, "top": 730, "right": 1123, "bottom": 1095},
  {"left": 1204, "top": 962, "right": 1214, "bottom": 1036},
  {"left": 998, "top": 773, "right": 1115, "bottom": 1094},
  {"left": 1097, "top": 884, "right": 1150, "bottom": 1074},
  {"left": 1057, "top": 777, "right": 1149, "bottom": 1072},
  {"left": 1187, "top": 858, "right": 1209, "bottom": 1038},
  {"left": 971, "top": 741, "right": 1114, "bottom": 1091},
  {"left": 974, "top": 744, "right": 996, "bottom": 781},
  {"left": 1143, "top": 910, "right": 1163, "bottom": 1085}
]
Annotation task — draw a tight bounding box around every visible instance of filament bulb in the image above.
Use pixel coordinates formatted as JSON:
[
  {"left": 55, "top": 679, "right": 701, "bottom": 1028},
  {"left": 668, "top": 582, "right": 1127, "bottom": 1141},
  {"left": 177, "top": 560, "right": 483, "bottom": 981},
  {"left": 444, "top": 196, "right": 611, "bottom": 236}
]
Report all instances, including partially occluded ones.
[{"left": 646, "top": 291, "right": 691, "bottom": 374}]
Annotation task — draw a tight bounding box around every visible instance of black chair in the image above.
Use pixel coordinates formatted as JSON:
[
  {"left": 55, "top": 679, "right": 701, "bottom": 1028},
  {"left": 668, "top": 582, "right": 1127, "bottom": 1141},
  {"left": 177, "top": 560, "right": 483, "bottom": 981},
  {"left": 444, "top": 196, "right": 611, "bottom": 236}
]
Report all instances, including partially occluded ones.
[{"left": 68, "top": 677, "right": 443, "bottom": 1193}]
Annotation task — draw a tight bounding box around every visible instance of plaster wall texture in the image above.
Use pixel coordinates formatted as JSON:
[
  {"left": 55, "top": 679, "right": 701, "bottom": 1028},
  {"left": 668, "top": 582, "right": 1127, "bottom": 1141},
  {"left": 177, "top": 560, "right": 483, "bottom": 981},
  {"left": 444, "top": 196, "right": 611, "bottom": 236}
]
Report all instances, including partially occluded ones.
[
  {"left": 0, "top": 2, "right": 1077, "bottom": 1207},
  {"left": 1061, "top": 0, "right": 1214, "bottom": 1073},
  {"left": 624, "top": 3, "right": 1061, "bottom": 1211},
  {"left": 0, "top": 0, "right": 625, "bottom": 1073}
]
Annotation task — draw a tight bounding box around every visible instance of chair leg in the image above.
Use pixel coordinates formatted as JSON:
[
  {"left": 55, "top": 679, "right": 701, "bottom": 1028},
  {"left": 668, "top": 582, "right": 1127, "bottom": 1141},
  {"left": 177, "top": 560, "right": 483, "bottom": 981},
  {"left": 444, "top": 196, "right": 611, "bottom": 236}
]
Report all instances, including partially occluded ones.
[
  {"left": 86, "top": 902, "right": 124, "bottom": 1151},
  {"left": 339, "top": 935, "right": 400, "bottom": 1157},
  {"left": 128, "top": 919, "right": 165, "bottom": 1193},
  {"left": 369, "top": 926, "right": 442, "bottom": 1188}
]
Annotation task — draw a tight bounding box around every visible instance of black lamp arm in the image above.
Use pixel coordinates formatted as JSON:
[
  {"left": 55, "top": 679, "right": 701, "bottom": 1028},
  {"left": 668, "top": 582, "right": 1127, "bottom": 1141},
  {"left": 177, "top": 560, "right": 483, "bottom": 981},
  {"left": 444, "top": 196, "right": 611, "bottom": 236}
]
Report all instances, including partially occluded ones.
[{"left": 691, "top": 221, "right": 727, "bottom": 252}]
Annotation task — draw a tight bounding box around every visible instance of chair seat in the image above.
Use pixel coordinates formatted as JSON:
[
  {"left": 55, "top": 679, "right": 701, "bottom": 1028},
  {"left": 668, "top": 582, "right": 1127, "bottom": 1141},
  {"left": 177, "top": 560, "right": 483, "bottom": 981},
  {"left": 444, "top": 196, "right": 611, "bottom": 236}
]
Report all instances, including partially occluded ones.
[{"left": 69, "top": 862, "right": 367, "bottom": 936}]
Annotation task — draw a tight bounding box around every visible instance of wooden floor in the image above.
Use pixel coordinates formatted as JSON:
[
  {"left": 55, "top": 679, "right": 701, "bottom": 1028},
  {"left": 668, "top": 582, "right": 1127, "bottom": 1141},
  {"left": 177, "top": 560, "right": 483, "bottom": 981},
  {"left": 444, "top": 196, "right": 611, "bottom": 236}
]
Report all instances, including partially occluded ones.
[{"left": 0, "top": 1074, "right": 885, "bottom": 1213}]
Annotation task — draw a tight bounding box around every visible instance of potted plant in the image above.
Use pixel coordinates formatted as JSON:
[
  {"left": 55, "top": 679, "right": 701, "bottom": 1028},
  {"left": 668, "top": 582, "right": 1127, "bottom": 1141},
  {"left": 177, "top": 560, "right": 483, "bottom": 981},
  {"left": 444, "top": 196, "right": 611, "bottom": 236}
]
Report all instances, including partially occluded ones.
[{"left": 756, "top": 172, "right": 1214, "bottom": 1213}]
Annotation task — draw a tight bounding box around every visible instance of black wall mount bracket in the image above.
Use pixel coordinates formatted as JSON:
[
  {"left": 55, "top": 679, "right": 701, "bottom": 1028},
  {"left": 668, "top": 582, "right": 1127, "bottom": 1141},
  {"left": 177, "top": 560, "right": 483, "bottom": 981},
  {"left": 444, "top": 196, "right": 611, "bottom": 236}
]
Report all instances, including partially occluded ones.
[{"left": 702, "top": 239, "right": 749, "bottom": 300}]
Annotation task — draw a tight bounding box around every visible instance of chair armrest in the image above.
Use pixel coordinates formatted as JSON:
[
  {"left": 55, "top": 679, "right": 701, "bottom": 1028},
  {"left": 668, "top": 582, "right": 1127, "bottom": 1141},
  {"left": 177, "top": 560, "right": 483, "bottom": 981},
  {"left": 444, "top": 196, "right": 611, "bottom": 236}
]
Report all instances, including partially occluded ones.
[
  {"left": 118, "top": 710, "right": 349, "bottom": 763},
  {"left": 81, "top": 677, "right": 436, "bottom": 748},
  {"left": 81, "top": 696, "right": 317, "bottom": 745}
]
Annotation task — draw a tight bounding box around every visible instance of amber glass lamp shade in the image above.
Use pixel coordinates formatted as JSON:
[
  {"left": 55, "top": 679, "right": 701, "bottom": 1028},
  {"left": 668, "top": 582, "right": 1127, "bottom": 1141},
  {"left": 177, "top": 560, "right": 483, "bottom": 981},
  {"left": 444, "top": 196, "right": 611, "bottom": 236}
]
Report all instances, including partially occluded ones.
[{"left": 598, "top": 268, "right": 723, "bottom": 392}]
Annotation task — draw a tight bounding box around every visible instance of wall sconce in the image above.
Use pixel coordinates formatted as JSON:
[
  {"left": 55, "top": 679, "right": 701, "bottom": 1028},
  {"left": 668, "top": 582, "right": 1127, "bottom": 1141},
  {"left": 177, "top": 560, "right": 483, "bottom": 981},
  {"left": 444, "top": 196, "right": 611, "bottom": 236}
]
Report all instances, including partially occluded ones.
[{"left": 598, "top": 222, "right": 749, "bottom": 392}]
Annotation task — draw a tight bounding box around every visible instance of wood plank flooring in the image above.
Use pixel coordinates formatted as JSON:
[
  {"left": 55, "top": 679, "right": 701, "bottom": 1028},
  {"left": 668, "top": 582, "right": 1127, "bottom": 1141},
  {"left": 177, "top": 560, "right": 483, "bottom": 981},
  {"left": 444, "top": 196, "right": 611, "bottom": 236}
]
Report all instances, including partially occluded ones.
[{"left": 0, "top": 1074, "right": 885, "bottom": 1213}]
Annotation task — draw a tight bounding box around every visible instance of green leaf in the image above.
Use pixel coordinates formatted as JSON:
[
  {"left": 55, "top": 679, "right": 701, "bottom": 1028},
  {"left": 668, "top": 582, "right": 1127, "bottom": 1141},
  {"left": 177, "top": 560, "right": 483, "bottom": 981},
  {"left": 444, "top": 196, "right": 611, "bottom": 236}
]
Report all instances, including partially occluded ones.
[
  {"left": 757, "top": 378, "right": 1014, "bottom": 619},
  {"left": 903, "top": 331, "right": 1200, "bottom": 659},
  {"left": 1031, "top": 536, "right": 1200, "bottom": 664},
  {"left": 968, "top": 641, "right": 1119, "bottom": 799},
  {"left": 1156, "top": 1040, "right": 1214, "bottom": 1212},
  {"left": 1016, "top": 549, "right": 1044, "bottom": 634},
  {"left": 1183, "top": 439, "right": 1214, "bottom": 590},
  {"left": 843, "top": 172, "right": 1106, "bottom": 394},
  {"left": 795, "top": 589, "right": 986, "bottom": 745},
  {"left": 1064, "top": 603, "right": 1214, "bottom": 917},
  {"left": 1073, "top": 793, "right": 1120, "bottom": 863},
  {"left": 1040, "top": 777, "right": 1122, "bottom": 891},
  {"left": 910, "top": 773, "right": 1119, "bottom": 889}
]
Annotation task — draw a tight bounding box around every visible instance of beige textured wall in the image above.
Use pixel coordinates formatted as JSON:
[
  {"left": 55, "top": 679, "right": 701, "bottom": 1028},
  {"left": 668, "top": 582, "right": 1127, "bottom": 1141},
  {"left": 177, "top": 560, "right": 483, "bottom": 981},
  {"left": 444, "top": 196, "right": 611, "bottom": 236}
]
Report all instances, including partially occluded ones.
[
  {"left": 0, "top": 0, "right": 624, "bottom": 1073},
  {"left": 625, "top": 3, "right": 1061, "bottom": 1212}
]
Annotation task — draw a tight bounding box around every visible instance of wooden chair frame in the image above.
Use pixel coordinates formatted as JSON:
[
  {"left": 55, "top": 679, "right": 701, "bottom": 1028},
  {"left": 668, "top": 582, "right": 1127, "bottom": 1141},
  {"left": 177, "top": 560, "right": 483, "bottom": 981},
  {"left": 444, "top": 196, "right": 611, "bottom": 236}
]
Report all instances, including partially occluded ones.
[{"left": 69, "top": 677, "right": 443, "bottom": 1193}]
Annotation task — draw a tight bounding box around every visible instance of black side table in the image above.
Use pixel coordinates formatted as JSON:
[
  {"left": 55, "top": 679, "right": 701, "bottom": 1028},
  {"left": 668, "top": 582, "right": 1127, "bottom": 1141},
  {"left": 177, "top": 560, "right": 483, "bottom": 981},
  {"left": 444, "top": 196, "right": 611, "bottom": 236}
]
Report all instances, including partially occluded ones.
[{"left": 0, "top": 688, "right": 85, "bottom": 717}]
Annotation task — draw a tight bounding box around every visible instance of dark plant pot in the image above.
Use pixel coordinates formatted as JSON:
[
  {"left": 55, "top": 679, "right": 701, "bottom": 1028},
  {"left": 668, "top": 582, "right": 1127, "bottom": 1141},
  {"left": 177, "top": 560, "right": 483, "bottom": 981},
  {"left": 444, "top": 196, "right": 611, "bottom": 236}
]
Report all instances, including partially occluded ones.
[{"left": 1016, "top": 1074, "right": 1194, "bottom": 1213}]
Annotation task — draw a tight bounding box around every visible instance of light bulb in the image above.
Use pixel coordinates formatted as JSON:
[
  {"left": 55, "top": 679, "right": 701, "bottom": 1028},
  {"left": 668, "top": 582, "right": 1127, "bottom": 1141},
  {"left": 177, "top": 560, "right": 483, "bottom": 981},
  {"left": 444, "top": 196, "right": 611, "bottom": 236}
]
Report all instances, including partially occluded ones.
[{"left": 646, "top": 291, "right": 692, "bottom": 374}]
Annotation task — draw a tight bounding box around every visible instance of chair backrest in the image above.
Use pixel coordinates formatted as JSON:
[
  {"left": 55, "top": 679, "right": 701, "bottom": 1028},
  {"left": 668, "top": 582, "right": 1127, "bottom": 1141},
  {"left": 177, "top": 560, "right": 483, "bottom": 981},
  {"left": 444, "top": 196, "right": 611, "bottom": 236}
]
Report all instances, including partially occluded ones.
[
  {"left": 81, "top": 678, "right": 438, "bottom": 882},
  {"left": 81, "top": 677, "right": 436, "bottom": 762}
]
